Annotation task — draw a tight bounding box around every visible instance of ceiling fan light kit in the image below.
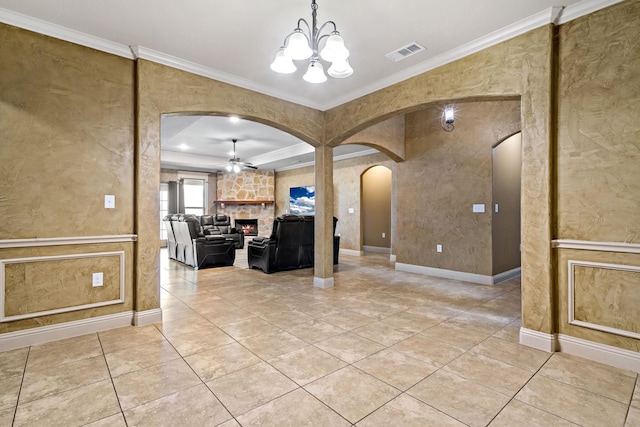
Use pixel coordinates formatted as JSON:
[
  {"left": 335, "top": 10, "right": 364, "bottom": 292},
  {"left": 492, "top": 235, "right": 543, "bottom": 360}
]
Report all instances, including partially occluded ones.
[
  {"left": 226, "top": 139, "right": 257, "bottom": 173},
  {"left": 271, "top": 0, "right": 352, "bottom": 83}
]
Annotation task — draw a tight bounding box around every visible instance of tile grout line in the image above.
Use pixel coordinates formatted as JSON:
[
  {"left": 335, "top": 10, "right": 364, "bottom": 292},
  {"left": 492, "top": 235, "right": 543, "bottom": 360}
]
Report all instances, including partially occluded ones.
[{"left": 96, "top": 332, "right": 130, "bottom": 426}]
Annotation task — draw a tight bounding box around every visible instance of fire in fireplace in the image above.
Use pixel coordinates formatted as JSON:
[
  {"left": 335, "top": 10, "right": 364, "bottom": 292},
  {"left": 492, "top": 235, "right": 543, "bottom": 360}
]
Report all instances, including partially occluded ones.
[{"left": 235, "top": 219, "right": 258, "bottom": 236}]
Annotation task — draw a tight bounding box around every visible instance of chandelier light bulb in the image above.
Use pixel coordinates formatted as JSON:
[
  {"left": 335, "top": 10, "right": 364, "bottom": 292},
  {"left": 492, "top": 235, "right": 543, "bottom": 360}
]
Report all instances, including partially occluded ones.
[
  {"left": 320, "top": 32, "right": 349, "bottom": 62},
  {"left": 270, "top": 47, "right": 297, "bottom": 74},
  {"left": 327, "top": 58, "right": 353, "bottom": 78},
  {"left": 284, "top": 30, "right": 313, "bottom": 60},
  {"left": 232, "top": 164, "right": 241, "bottom": 173},
  {"left": 303, "top": 61, "right": 327, "bottom": 83},
  {"left": 225, "top": 164, "right": 232, "bottom": 172}
]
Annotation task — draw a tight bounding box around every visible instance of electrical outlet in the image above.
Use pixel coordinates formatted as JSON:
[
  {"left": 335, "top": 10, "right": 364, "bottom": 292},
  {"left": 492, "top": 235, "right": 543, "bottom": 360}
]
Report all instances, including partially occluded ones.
[
  {"left": 382, "top": 232, "right": 386, "bottom": 238},
  {"left": 436, "top": 244, "right": 442, "bottom": 253},
  {"left": 92, "top": 272, "right": 103, "bottom": 287}
]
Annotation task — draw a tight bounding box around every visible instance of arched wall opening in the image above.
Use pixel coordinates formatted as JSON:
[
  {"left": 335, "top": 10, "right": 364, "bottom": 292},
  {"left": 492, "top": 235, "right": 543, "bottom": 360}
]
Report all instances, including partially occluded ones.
[
  {"left": 361, "top": 166, "right": 393, "bottom": 253},
  {"left": 136, "top": 25, "right": 554, "bottom": 333}
]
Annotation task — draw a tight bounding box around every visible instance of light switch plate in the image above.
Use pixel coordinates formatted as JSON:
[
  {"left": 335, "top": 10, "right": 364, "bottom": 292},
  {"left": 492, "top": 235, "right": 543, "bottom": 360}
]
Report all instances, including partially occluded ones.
[
  {"left": 92, "top": 272, "right": 103, "bottom": 287},
  {"left": 472, "top": 204, "right": 485, "bottom": 213},
  {"left": 348, "top": 208, "right": 354, "bottom": 214},
  {"left": 105, "top": 195, "right": 115, "bottom": 209},
  {"left": 436, "top": 244, "right": 442, "bottom": 253}
]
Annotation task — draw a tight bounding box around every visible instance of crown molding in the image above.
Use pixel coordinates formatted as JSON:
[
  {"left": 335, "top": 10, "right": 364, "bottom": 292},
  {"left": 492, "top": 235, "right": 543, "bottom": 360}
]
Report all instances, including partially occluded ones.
[
  {"left": 2, "top": 1, "right": 623, "bottom": 111},
  {"left": 0, "top": 7, "right": 133, "bottom": 59},
  {"left": 321, "top": 6, "right": 566, "bottom": 110},
  {"left": 557, "top": 0, "right": 625, "bottom": 24},
  {"left": 131, "top": 46, "right": 324, "bottom": 110},
  {"left": 275, "top": 148, "right": 379, "bottom": 172}
]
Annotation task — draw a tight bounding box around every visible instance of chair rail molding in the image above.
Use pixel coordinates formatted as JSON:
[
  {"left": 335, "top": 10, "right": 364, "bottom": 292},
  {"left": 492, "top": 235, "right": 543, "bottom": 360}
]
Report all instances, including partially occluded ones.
[{"left": 0, "top": 235, "right": 137, "bottom": 249}]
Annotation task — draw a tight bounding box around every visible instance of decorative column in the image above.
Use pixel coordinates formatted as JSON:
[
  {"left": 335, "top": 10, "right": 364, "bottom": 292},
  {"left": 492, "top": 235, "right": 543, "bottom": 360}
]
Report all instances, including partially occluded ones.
[{"left": 314, "top": 145, "right": 335, "bottom": 288}]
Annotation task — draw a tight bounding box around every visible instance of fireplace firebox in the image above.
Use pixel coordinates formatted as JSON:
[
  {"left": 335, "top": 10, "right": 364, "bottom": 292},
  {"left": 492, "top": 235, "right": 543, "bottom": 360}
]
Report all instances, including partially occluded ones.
[{"left": 235, "top": 219, "right": 258, "bottom": 236}]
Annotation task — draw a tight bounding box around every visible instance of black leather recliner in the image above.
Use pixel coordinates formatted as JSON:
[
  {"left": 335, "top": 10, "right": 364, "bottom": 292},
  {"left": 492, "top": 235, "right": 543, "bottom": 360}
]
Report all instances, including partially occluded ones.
[
  {"left": 167, "top": 214, "right": 236, "bottom": 269},
  {"left": 200, "top": 214, "right": 245, "bottom": 249},
  {"left": 247, "top": 214, "right": 339, "bottom": 274}
]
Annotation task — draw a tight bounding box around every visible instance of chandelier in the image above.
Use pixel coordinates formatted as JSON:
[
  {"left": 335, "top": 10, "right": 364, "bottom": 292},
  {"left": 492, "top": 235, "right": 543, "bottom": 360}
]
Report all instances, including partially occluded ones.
[{"left": 270, "top": 0, "right": 353, "bottom": 83}]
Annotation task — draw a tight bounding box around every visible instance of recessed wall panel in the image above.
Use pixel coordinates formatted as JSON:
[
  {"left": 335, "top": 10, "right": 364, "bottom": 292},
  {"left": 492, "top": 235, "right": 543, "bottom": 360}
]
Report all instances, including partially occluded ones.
[{"left": 1, "top": 252, "right": 125, "bottom": 322}]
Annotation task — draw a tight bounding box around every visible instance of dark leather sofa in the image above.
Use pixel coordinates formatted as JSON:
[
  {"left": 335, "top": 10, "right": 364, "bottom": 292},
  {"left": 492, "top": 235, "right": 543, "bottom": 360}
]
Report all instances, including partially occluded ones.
[
  {"left": 247, "top": 214, "right": 339, "bottom": 274},
  {"left": 164, "top": 214, "right": 236, "bottom": 269},
  {"left": 200, "top": 214, "right": 244, "bottom": 249}
]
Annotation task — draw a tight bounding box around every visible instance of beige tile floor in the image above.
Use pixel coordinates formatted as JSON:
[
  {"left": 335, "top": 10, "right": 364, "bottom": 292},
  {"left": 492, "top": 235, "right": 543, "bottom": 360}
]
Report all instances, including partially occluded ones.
[{"left": 0, "top": 249, "right": 638, "bottom": 426}]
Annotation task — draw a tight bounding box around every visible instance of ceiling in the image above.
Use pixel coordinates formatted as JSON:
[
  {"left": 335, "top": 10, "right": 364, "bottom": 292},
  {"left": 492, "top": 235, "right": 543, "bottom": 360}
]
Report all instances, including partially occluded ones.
[
  {"left": 161, "top": 115, "right": 378, "bottom": 172},
  {"left": 1, "top": 0, "right": 612, "bottom": 172}
]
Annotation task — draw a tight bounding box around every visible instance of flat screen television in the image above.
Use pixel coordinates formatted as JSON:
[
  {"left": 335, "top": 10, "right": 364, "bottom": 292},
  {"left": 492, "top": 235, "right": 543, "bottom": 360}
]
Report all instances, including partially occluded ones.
[{"left": 289, "top": 185, "right": 315, "bottom": 215}]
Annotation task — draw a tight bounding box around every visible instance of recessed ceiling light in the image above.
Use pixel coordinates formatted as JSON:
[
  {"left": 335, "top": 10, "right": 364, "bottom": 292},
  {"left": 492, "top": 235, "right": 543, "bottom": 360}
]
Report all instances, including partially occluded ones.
[
  {"left": 179, "top": 143, "right": 189, "bottom": 150},
  {"left": 229, "top": 116, "right": 240, "bottom": 123}
]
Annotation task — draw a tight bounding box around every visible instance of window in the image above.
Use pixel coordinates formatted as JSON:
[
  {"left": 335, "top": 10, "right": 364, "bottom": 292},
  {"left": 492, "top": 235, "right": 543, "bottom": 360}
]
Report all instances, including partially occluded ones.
[
  {"left": 183, "top": 179, "right": 205, "bottom": 215},
  {"left": 159, "top": 182, "right": 169, "bottom": 240}
]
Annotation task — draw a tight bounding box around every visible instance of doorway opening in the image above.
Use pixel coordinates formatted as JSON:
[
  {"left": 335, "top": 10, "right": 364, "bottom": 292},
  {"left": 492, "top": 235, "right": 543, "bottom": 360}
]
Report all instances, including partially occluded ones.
[
  {"left": 491, "top": 132, "right": 522, "bottom": 281},
  {"left": 361, "top": 165, "right": 392, "bottom": 253}
]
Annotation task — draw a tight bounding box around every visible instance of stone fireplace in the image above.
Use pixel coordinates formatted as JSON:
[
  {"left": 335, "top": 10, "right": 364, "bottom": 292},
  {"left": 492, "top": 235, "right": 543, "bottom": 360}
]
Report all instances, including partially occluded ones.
[{"left": 216, "top": 170, "right": 275, "bottom": 237}]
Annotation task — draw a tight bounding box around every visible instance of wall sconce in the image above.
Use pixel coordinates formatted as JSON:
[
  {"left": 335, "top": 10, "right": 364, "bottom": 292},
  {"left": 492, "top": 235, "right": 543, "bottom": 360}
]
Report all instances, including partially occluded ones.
[{"left": 441, "top": 106, "right": 455, "bottom": 132}]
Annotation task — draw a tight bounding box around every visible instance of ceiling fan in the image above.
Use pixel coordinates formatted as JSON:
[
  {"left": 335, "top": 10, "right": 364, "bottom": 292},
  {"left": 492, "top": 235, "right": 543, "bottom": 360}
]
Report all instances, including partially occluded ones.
[{"left": 226, "top": 139, "right": 257, "bottom": 172}]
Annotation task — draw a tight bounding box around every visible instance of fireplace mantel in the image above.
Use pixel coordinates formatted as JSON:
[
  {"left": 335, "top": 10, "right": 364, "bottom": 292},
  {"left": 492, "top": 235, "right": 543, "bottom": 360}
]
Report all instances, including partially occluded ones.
[{"left": 214, "top": 200, "right": 274, "bottom": 205}]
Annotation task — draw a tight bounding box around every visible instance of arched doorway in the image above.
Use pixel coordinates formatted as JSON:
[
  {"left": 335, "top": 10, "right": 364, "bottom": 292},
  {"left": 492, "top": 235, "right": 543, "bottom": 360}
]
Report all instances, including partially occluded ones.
[{"left": 361, "top": 165, "right": 392, "bottom": 253}]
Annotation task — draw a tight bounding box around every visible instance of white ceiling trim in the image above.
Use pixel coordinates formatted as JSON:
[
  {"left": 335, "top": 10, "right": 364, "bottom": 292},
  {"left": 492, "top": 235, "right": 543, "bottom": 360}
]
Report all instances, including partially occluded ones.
[
  {"left": 275, "top": 148, "right": 380, "bottom": 172},
  {"left": 131, "top": 46, "right": 323, "bottom": 110},
  {"left": 0, "top": 7, "right": 133, "bottom": 59},
  {"left": 1, "top": 1, "right": 623, "bottom": 111},
  {"left": 322, "top": 7, "right": 563, "bottom": 110},
  {"left": 161, "top": 150, "right": 226, "bottom": 170},
  {"left": 557, "top": 0, "right": 624, "bottom": 24},
  {"left": 244, "top": 143, "right": 314, "bottom": 166}
]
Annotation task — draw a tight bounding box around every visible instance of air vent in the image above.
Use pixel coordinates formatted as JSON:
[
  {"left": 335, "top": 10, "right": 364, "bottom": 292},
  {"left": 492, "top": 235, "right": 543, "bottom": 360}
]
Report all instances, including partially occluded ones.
[{"left": 385, "top": 42, "right": 426, "bottom": 62}]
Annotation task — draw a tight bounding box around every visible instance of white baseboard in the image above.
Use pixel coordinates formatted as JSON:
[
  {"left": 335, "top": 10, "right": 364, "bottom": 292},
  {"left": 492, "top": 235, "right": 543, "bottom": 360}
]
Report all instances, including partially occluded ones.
[
  {"left": 390, "top": 254, "right": 396, "bottom": 262},
  {"left": 558, "top": 334, "right": 640, "bottom": 373},
  {"left": 395, "top": 263, "right": 492, "bottom": 285},
  {"left": 363, "top": 246, "right": 391, "bottom": 254},
  {"left": 0, "top": 311, "right": 134, "bottom": 352},
  {"left": 519, "top": 327, "right": 557, "bottom": 352},
  {"left": 134, "top": 308, "right": 163, "bottom": 326},
  {"left": 339, "top": 248, "right": 363, "bottom": 257},
  {"left": 492, "top": 267, "right": 521, "bottom": 284},
  {"left": 520, "top": 328, "right": 640, "bottom": 372},
  {"left": 314, "top": 277, "right": 335, "bottom": 289}
]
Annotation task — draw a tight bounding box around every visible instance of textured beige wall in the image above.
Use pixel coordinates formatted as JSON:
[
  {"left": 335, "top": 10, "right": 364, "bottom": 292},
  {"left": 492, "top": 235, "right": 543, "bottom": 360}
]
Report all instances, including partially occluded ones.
[
  {"left": 557, "top": 249, "right": 640, "bottom": 352},
  {"left": 557, "top": 2, "right": 640, "bottom": 242},
  {"left": 0, "top": 243, "right": 134, "bottom": 334},
  {"left": 399, "top": 101, "right": 521, "bottom": 276},
  {"left": 0, "top": 24, "right": 135, "bottom": 238},
  {"left": 0, "top": 24, "right": 135, "bottom": 332},
  {"left": 554, "top": 2, "right": 640, "bottom": 350},
  {"left": 342, "top": 115, "right": 406, "bottom": 161}
]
